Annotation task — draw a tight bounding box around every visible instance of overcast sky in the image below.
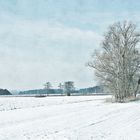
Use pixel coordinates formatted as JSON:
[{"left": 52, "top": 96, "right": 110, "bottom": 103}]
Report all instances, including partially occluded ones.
[{"left": 0, "top": 0, "right": 140, "bottom": 90}]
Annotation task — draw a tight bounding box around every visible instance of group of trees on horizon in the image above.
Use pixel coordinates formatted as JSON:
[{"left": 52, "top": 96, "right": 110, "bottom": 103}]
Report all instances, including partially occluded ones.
[{"left": 43, "top": 81, "right": 75, "bottom": 96}]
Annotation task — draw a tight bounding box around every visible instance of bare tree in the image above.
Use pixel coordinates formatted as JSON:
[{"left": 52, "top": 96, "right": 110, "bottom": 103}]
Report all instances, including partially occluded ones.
[
  {"left": 64, "top": 81, "right": 75, "bottom": 96},
  {"left": 88, "top": 21, "right": 140, "bottom": 102},
  {"left": 58, "top": 83, "right": 64, "bottom": 95},
  {"left": 43, "top": 82, "right": 52, "bottom": 95},
  {"left": 44, "top": 82, "right": 52, "bottom": 89}
]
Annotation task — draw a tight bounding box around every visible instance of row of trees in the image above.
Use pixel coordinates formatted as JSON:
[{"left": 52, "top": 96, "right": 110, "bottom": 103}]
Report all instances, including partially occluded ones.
[
  {"left": 43, "top": 81, "right": 75, "bottom": 96},
  {"left": 88, "top": 21, "right": 140, "bottom": 102}
]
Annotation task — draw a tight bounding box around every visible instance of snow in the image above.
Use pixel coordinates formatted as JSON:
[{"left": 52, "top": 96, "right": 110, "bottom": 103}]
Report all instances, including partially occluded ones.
[{"left": 0, "top": 95, "right": 140, "bottom": 140}]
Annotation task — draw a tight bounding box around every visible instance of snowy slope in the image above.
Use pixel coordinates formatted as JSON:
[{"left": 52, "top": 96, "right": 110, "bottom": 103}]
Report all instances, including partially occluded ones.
[{"left": 0, "top": 96, "right": 140, "bottom": 140}]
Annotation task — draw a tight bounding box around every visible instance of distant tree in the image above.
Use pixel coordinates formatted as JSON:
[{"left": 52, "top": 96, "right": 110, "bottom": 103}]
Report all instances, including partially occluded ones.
[
  {"left": 88, "top": 21, "right": 140, "bottom": 102},
  {"left": 64, "top": 81, "right": 75, "bottom": 96},
  {"left": 43, "top": 82, "right": 52, "bottom": 95},
  {"left": 44, "top": 82, "right": 52, "bottom": 89},
  {"left": 58, "top": 83, "right": 64, "bottom": 95},
  {"left": 58, "top": 83, "right": 63, "bottom": 89}
]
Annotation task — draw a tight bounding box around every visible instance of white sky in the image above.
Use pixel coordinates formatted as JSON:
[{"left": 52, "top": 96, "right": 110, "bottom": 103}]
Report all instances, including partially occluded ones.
[{"left": 0, "top": 0, "right": 140, "bottom": 90}]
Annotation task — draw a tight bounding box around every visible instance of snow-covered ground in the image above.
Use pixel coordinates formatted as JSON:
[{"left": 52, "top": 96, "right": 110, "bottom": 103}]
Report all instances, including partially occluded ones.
[{"left": 0, "top": 95, "right": 140, "bottom": 140}]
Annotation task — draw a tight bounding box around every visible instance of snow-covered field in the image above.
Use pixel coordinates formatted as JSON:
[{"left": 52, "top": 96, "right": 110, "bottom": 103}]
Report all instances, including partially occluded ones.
[{"left": 0, "top": 95, "right": 140, "bottom": 140}]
